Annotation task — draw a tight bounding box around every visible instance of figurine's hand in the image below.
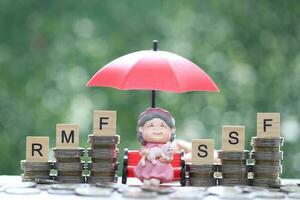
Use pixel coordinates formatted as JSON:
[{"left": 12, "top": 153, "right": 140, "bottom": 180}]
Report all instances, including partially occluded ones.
[
  {"left": 151, "top": 159, "right": 157, "bottom": 165},
  {"left": 159, "top": 156, "right": 173, "bottom": 163},
  {"left": 140, "top": 156, "right": 146, "bottom": 167},
  {"left": 140, "top": 149, "right": 149, "bottom": 156}
]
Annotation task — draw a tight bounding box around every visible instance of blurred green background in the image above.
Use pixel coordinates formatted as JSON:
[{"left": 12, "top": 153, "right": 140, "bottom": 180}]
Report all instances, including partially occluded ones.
[{"left": 1, "top": 0, "right": 300, "bottom": 178}]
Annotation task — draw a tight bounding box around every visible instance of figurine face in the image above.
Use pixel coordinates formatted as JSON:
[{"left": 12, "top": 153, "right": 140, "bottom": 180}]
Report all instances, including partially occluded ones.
[{"left": 139, "top": 118, "right": 175, "bottom": 143}]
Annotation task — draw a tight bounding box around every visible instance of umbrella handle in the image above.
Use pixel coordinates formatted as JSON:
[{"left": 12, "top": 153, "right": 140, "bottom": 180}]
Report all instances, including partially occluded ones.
[{"left": 151, "top": 90, "right": 156, "bottom": 108}]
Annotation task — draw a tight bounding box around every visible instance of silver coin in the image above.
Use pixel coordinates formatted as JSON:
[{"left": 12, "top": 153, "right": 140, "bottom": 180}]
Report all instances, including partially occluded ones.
[
  {"left": 219, "top": 164, "right": 248, "bottom": 173},
  {"left": 55, "top": 175, "right": 85, "bottom": 183},
  {"left": 96, "top": 182, "right": 127, "bottom": 192},
  {"left": 289, "top": 192, "right": 300, "bottom": 199},
  {"left": 87, "top": 175, "right": 118, "bottom": 184},
  {"left": 20, "top": 160, "right": 52, "bottom": 171},
  {"left": 251, "top": 178, "right": 281, "bottom": 187},
  {"left": 54, "top": 162, "right": 84, "bottom": 171},
  {"left": 188, "top": 164, "right": 217, "bottom": 173},
  {"left": 36, "top": 184, "right": 52, "bottom": 190},
  {"left": 48, "top": 188, "right": 75, "bottom": 195},
  {"left": 88, "top": 134, "right": 120, "bottom": 144},
  {"left": 122, "top": 188, "right": 157, "bottom": 198},
  {"left": 51, "top": 183, "right": 81, "bottom": 190},
  {"left": 250, "top": 191, "right": 285, "bottom": 198},
  {"left": 87, "top": 148, "right": 119, "bottom": 158},
  {"left": 189, "top": 177, "right": 216, "bottom": 185},
  {"left": 5, "top": 187, "right": 41, "bottom": 195},
  {"left": 34, "top": 177, "right": 57, "bottom": 184},
  {"left": 234, "top": 185, "right": 267, "bottom": 193},
  {"left": 218, "top": 150, "right": 249, "bottom": 160},
  {"left": 252, "top": 164, "right": 282, "bottom": 173},
  {"left": 53, "top": 148, "right": 84, "bottom": 158},
  {"left": 207, "top": 186, "right": 242, "bottom": 197},
  {"left": 281, "top": 185, "right": 300, "bottom": 193},
  {"left": 169, "top": 190, "right": 208, "bottom": 199},
  {"left": 5, "top": 181, "right": 37, "bottom": 188},
  {"left": 21, "top": 174, "right": 51, "bottom": 182},
  {"left": 75, "top": 186, "right": 112, "bottom": 196},
  {"left": 218, "top": 178, "right": 249, "bottom": 186},
  {"left": 140, "top": 185, "right": 175, "bottom": 194},
  {"left": 87, "top": 162, "right": 118, "bottom": 172},
  {"left": 251, "top": 151, "right": 283, "bottom": 160},
  {"left": 251, "top": 137, "right": 284, "bottom": 147}
]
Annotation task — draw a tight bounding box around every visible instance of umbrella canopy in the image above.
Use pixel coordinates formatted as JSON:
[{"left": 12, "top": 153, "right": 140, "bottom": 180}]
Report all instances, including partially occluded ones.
[{"left": 87, "top": 41, "right": 219, "bottom": 107}]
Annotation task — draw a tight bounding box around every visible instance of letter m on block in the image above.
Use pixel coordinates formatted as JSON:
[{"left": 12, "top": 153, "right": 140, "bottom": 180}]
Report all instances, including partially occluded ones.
[{"left": 56, "top": 124, "right": 79, "bottom": 149}]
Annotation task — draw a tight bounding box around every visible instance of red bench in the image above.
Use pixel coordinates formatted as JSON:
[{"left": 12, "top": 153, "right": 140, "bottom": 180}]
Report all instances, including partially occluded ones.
[{"left": 121, "top": 148, "right": 186, "bottom": 186}]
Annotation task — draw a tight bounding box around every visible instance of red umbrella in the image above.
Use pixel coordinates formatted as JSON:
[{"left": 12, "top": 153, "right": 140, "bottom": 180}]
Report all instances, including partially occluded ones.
[{"left": 87, "top": 40, "right": 219, "bottom": 107}]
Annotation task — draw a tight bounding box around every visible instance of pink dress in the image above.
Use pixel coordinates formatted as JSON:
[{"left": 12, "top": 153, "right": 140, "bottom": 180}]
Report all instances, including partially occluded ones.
[{"left": 134, "top": 143, "right": 174, "bottom": 183}]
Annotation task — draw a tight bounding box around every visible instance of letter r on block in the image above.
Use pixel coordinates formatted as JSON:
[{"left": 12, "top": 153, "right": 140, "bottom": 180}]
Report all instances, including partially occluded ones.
[{"left": 26, "top": 136, "right": 49, "bottom": 162}]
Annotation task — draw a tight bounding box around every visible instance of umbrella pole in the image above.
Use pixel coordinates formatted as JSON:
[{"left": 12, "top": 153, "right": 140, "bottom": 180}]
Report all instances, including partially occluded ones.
[
  {"left": 151, "top": 90, "right": 156, "bottom": 108},
  {"left": 151, "top": 40, "right": 158, "bottom": 108}
]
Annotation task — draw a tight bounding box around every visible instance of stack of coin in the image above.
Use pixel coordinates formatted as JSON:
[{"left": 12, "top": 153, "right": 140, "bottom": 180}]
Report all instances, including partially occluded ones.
[
  {"left": 250, "top": 137, "right": 284, "bottom": 187},
  {"left": 52, "top": 148, "right": 85, "bottom": 183},
  {"left": 186, "top": 164, "right": 217, "bottom": 187},
  {"left": 20, "top": 160, "right": 52, "bottom": 182},
  {"left": 86, "top": 134, "right": 120, "bottom": 183},
  {"left": 217, "top": 150, "right": 250, "bottom": 186}
]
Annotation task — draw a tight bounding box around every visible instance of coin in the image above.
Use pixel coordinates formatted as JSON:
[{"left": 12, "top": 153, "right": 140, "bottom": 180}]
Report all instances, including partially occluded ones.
[
  {"left": 5, "top": 182, "right": 37, "bottom": 188},
  {"left": 252, "top": 165, "right": 282, "bottom": 173},
  {"left": 253, "top": 146, "right": 280, "bottom": 152},
  {"left": 280, "top": 185, "right": 300, "bottom": 193},
  {"left": 221, "top": 160, "right": 247, "bottom": 165},
  {"left": 234, "top": 185, "right": 267, "bottom": 193},
  {"left": 88, "top": 135, "right": 120, "bottom": 145},
  {"left": 289, "top": 192, "right": 300, "bottom": 199},
  {"left": 217, "top": 150, "right": 249, "bottom": 160},
  {"left": 54, "top": 175, "right": 85, "bottom": 183},
  {"left": 251, "top": 178, "right": 281, "bottom": 187},
  {"left": 53, "top": 148, "right": 84, "bottom": 158},
  {"left": 222, "top": 173, "right": 248, "bottom": 179},
  {"left": 87, "top": 175, "right": 118, "bottom": 183},
  {"left": 57, "top": 171, "right": 83, "bottom": 176},
  {"left": 169, "top": 190, "right": 208, "bottom": 199},
  {"left": 187, "top": 164, "right": 217, "bottom": 173},
  {"left": 5, "top": 188, "right": 41, "bottom": 195},
  {"left": 251, "top": 137, "right": 284, "bottom": 147},
  {"left": 87, "top": 162, "right": 119, "bottom": 172},
  {"left": 255, "top": 160, "right": 281, "bottom": 165},
  {"left": 218, "top": 178, "right": 249, "bottom": 186},
  {"left": 219, "top": 164, "right": 248, "bottom": 173},
  {"left": 20, "top": 160, "right": 52, "bottom": 171},
  {"left": 122, "top": 188, "right": 157, "bottom": 198},
  {"left": 250, "top": 191, "right": 285, "bottom": 198},
  {"left": 75, "top": 186, "right": 112, "bottom": 196},
  {"left": 87, "top": 148, "right": 119, "bottom": 158},
  {"left": 140, "top": 185, "right": 175, "bottom": 194},
  {"left": 54, "top": 162, "right": 84, "bottom": 171},
  {"left": 48, "top": 188, "right": 75, "bottom": 195},
  {"left": 251, "top": 151, "right": 283, "bottom": 160},
  {"left": 189, "top": 177, "right": 216, "bottom": 187},
  {"left": 207, "top": 186, "right": 242, "bottom": 197}
]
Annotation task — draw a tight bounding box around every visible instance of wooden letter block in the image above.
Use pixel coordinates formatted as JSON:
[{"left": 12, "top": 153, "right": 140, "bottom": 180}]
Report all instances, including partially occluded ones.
[
  {"left": 257, "top": 113, "right": 280, "bottom": 138},
  {"left": 93, "top": 110, "right": 116, "bottom": 136},
  {"left": 192, "top": 139, "right": 214, "bottom": 165},
  {"left": 56, "top": 124, "right": 79, "bottom": 149},
  {"left": 26, "top": 136, "right": 49, "bottom": 162},
  {"left": 222, "top": 126, "right": 245, "bottom": 151}
]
